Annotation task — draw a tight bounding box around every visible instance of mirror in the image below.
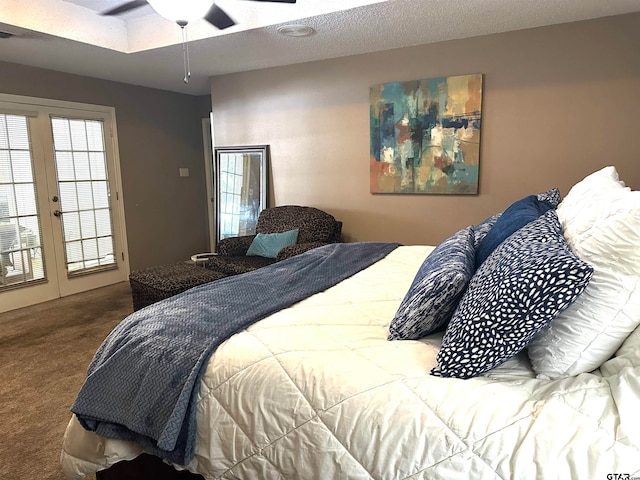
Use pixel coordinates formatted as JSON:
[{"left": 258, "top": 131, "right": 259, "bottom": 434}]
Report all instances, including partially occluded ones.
[{"left": 214, "top": 145, "right": 269, "bottom": 250}]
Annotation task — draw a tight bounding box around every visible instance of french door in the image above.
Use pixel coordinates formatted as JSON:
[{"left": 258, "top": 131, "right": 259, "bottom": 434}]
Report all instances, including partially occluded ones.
[{"left": 0, "top": 94, "right": 129, "bottom": 313}]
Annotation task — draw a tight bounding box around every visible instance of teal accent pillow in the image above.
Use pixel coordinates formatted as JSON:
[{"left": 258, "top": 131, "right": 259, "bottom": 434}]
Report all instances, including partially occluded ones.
[{"left": 246, "top": 229, "right": 299, "bottom": 258}]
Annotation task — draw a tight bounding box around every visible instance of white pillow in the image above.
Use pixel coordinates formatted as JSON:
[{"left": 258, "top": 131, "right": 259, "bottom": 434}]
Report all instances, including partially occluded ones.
[{"left": 528, "top": 166, "right": 640, "bottom": 378}]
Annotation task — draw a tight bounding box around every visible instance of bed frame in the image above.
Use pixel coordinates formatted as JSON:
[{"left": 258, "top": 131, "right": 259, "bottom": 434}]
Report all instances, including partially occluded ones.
[{"left": 96, "top": 454, "right": 203, "bottom": 480}]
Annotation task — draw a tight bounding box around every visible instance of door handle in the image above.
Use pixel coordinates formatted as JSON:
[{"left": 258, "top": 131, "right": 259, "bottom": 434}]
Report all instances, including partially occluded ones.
[{"left": 53, "top": 210, "right": 62, "bottom": 218}]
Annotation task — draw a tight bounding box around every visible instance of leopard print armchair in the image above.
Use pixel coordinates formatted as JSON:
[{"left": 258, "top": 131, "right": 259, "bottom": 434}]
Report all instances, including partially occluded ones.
[{"left": 207, "top": 205, "right": 343, "bottom": 276}]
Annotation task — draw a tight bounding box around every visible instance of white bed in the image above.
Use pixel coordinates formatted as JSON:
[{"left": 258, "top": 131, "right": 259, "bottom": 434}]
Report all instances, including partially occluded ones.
[{"left": 61, "top": 166, "right": 640, "bottom": 479}]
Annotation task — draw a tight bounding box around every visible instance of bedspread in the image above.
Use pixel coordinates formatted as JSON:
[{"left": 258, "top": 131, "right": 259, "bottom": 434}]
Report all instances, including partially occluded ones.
[
  {"left": 70, "top": 242, "right": 398, "bottom": 466},
  {"left": 61, "top": 246, "right": 640, "bottom": 479}
]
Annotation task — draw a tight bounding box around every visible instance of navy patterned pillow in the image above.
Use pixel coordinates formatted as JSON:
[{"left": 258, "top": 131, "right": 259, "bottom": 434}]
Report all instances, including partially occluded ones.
[
  {"left": 388, "top": 226, "right": 476, "bottom": 341},
  {"left": 432, "top": 210, "right": 593, "bottom": 379},
  {"left": 537, "top": 187, "right": 561, "bottom": 207}
]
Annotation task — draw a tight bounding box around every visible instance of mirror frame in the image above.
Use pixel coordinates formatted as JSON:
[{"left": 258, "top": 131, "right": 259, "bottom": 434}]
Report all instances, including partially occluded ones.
[{"left": 213, "top": 145, "right": 270, "bottom": 250}]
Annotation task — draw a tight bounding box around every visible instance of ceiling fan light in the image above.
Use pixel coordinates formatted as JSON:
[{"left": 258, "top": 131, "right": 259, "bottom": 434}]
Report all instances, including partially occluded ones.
[{"left": 147, "top": 0, "right": 214, "bottom": 23}]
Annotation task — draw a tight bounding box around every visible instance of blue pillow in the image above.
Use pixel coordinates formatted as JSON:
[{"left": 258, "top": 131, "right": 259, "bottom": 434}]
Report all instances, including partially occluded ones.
[
  {"left": 475, "top": 194, "right": 554, "bottom": 269},
  {"left": 388, "top": 226, "right": 476, "bottom": 341},
  {"left": 246, "top": 229, "right": 299, "bottom": 258},
  {"left": 472, "top": 188, "right": 561, "bottom": 250},
  {"left": 472, "top": 213, "right": 501, "bottom": 249},
  {"left": 431, "top": 210, "right": 593, "bottom": 379}
]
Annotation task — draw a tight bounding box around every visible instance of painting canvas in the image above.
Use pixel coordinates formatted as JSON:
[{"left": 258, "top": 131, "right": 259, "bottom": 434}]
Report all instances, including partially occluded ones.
[{"left": 370, "top": 74, "right": 483, "bottom": 194}]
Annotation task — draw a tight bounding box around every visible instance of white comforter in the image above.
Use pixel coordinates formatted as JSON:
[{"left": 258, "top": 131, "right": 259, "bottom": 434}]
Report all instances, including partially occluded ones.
[{"left": 61, "top": 246, "right": 640, "bottom": 479}]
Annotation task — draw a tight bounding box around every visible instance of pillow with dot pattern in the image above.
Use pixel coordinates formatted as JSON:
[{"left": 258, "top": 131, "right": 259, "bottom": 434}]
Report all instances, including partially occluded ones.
[
  {"left": 537, "top": 187, "right": 561, "bottom": 207},
  {"left": 388, "top": 226, "right": 476, "bottom": 340},
  {"left": 432, "top": 210, "right": 593, "bottom": 379}
]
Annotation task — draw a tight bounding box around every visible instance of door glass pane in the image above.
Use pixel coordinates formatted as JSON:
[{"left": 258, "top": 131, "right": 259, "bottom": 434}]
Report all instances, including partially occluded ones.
[
  {"left": 89, "top": 152, "right": 106, "bottom": 179},
  {"left": 55, "top": 152, "right": 75, "bottom": 181},
  {"left": 73, "top": 152, "right": 91, "bottom": 180},
  {"left": 0, "top": 114, "right": 46, "bottom": 289},
  {"left": 51, "top": 117, "right": 116, "bottom": 275},
  {"left": 62, "top": 212, "right": 81, "bottom": 241}
]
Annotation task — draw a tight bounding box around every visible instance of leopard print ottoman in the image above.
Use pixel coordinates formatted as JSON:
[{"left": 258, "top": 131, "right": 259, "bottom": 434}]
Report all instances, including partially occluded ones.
[{"left": 129, "top": 262, "right": 228, "bottom": 311}]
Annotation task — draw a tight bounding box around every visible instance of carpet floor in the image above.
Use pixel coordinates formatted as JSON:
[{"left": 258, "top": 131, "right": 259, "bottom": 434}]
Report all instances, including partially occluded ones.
[{"left": 0, "top": 282, "right": 134, "bottom": 480}]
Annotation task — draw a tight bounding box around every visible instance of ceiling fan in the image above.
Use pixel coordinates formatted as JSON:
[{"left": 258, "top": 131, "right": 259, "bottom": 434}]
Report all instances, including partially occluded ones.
[
  {"left": 102, "top": 0, "right": 296, "bottom": 30},
  {"left": 102, "top": 0, "right": 296, "bottom": 84}
]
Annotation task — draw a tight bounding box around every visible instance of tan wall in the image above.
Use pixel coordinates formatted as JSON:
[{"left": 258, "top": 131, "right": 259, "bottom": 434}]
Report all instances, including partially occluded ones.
[
  {"left": 0, "top": 62, "right": 212, "bottom": 270},
  {"left": 210, "top": 13, "right": 640, "bottom": 246}
]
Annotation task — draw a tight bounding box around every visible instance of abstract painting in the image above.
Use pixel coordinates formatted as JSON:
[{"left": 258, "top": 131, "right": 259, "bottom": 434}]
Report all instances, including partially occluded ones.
[{"left": 370, "top": 74, "right": 483, "bottom": 194}]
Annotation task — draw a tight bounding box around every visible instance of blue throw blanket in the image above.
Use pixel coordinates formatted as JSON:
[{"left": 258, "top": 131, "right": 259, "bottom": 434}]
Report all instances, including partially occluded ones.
[{"left": 72, "top": 242, "right": 398, "bottom": 465}]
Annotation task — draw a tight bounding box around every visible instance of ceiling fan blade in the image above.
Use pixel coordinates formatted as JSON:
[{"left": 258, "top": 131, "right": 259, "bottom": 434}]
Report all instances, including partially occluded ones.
[
  {"left": 101, "top": 0, "right": 149, "bottom": 16},
  {"left": 204, "top": 5, "right": 236, "bottom": 30}
]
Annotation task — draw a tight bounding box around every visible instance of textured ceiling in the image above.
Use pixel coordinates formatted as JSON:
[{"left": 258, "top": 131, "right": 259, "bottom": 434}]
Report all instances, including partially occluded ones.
[{"left": 1, "top": 0, "right": 640, "bottom": 95}]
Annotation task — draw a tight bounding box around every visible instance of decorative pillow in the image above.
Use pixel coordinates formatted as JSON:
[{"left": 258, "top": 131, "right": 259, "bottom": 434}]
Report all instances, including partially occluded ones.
[
  {"left": 388, "top": 226, "right": 476, "bottom": 341},
  {"left": 246, "top": 229, "right": 299, "bottom": 258},
  {"left": 471, "top": 188, "right": 560, "bottom": 250},
  {"left": 432, "top": 210, "right": 593, "bottom": 379},
  {"left": 528, "top": 166, "right": 640, "bottom": 378},
  {"left": 472, "top": 213, "right": 501, "bottom": 249},
  {"left": 536, "top": 187, "right": 562, "bottom": 207},
  {"left": 475, "top": 194, "right": 555, "bottom": 269}
]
